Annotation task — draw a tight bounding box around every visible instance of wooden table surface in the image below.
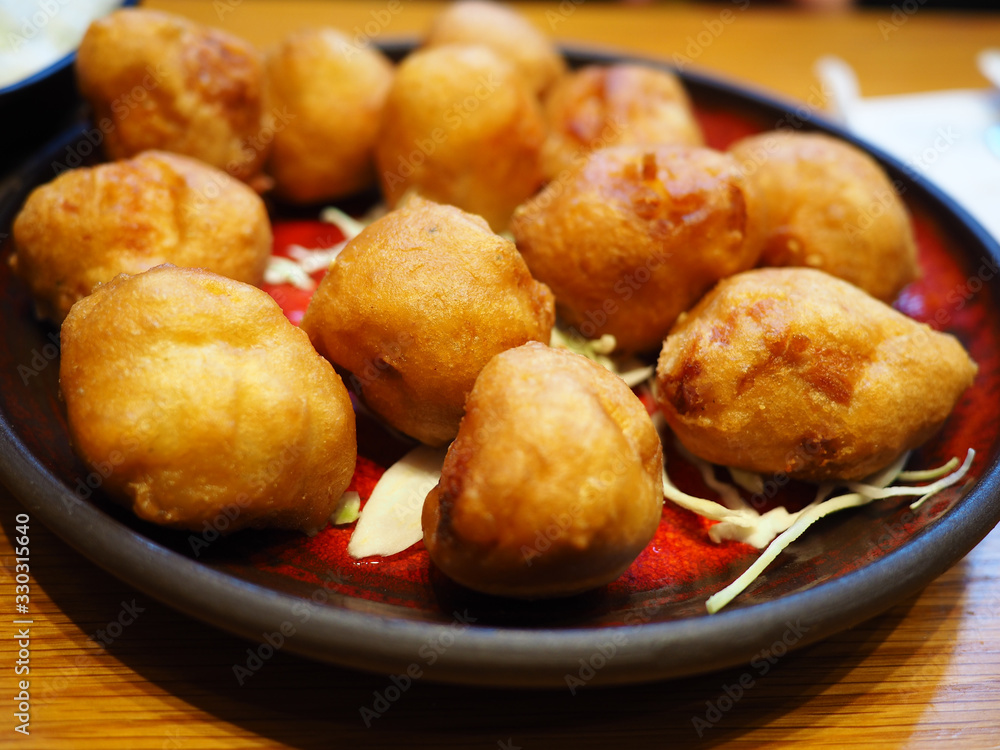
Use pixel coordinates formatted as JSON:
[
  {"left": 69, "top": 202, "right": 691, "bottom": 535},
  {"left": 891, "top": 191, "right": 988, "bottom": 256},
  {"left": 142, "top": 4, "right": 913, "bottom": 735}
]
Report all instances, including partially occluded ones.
[{"left": 3, "top": 1, "right": 1000, "bottom": 748}]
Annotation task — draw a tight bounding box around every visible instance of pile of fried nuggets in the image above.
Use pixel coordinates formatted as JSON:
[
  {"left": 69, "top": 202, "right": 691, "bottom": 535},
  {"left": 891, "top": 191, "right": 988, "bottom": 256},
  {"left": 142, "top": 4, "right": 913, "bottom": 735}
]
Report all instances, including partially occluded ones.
[{"left": 9, "top": 3, "right": 977, "bottom": 598}]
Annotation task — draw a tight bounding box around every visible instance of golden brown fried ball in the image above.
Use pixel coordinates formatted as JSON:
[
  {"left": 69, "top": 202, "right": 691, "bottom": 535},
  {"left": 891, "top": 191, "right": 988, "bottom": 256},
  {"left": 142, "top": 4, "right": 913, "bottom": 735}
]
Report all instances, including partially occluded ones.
[
  {"left": 302, "top": 196, "right": 555, "bottom": 447},
  {"left": 511, "top": 144, "right": 763, "bottom": 354},
  {"left": 540, "top": 64, "right": 704, "bottom": 182},
  {"left": 655, "top": 268, "right": 977, "bottom": 482},
  {"left": 422, "top": 342, "right": 664, "bottom": 599},
  {"left": 76, "top": 8, "right": 269, "bottom": 181},
  {"left": 60, "top": 265, "right": 357, "bottom": 533},
  {"left": 423, "top": 0, "right": 566, "bottom": 98},
  {"left": 10, "top": 151, "right": 271, "bottom": 324},
  {"left": 264, "top": 28, "right": 394, "bottom": 204},
  {"left": 375, "top": 44, "right": 545, "bottom": 232},
  {"left": 728, "top": 131, "right": 918, "bottom": 302}
]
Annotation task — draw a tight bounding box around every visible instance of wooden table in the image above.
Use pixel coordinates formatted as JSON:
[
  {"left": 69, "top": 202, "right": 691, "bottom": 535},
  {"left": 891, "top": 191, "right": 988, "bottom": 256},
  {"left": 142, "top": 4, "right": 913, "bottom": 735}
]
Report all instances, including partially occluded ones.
[{"left": 3, "top": 2, "right": 1000, "bottom": 747}]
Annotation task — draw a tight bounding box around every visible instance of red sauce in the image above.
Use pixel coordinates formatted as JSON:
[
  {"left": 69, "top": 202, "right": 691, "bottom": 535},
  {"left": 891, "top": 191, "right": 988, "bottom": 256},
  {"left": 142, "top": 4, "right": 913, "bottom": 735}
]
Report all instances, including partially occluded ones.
[
  {"left": 251, "top": 128, "right": 995, "bottom": 618},
  {"left": 257, "top": 222, "right": 763, "bottom": 609},
  {"left": 261, "top": 221, "right": 343, "bottom": 325}
]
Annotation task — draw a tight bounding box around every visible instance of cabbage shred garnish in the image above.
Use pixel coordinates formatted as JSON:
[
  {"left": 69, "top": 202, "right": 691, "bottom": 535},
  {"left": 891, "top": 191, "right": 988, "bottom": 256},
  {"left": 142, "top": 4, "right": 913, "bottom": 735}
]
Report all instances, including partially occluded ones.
[
  {"left": 264, "top": 205, "right": 382, "bottom": 290},
  {"left": 549, "top": 327, "right": 654, "bottom": 387},
  {"left": 661, "top": 447, "right": 976, "bottom": 613}
]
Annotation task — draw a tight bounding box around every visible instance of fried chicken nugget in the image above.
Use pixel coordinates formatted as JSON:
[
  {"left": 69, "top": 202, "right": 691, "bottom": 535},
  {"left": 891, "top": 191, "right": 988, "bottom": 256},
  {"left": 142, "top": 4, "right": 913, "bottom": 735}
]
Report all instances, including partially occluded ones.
[
  {"left": 422, "top": 342, "right": 663, "bottom": 599},
  {"left": 10, "top": 151, "right": 271, "bottom": 324},
  {"left": 541, "top": 64, "right": 704, "bottom": 182},
  {"left": 76, "top": 8, "right": 269, "bottom": 181},
  {"left": 60, "top": 265, "right": 357, "bottom": 533},
  {"left": 729, "top": 131, "right": 918, "bottom": 301},
  {"left": 512, "top": 144, "right": 763, "bottom": 354},
  {"left": 301, "top": 196, "right": 555, "bottom": 447},
  {"left": 375, "top": 44, "right": 546, "bottom": 232},
  {"left": 423, "top": 0, "right": 566, "bottom": 98},
  {"left": 655, "top": 268, "right": 977, "bottom": 482},
  {"left": 264, "top": 28, "right": 394, "bottom": 204}
]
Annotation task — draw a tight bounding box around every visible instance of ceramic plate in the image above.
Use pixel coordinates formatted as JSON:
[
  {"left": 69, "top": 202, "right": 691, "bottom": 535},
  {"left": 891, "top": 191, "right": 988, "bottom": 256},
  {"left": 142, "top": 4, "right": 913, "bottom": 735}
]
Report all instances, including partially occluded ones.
[{"left": 1, "top": 44, "right": 999, "bottom": 687}]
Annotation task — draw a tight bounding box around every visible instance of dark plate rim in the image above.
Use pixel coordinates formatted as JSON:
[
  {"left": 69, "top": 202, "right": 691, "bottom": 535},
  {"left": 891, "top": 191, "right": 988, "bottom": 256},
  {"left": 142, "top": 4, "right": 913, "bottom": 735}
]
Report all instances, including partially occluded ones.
[{"left": 2, "top": 41, "right": 1000, "bottom": 688}]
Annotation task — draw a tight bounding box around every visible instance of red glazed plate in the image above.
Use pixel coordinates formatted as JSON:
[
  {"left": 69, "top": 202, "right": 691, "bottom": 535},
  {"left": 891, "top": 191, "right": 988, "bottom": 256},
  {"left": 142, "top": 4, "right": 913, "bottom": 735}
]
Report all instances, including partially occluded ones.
[{"left": 1, "top": 43, "right": 999, "bottom": 687}]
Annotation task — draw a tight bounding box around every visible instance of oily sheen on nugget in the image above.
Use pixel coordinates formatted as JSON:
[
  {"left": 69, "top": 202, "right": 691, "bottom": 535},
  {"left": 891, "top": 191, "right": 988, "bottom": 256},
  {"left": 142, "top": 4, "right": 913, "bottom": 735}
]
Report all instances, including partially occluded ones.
[
  {"left": 540, "top": 64, "right": 704, "bottom": 182},
  {"left": 302, "top": 196, "right": 554, "bottom": 447},
  {"left": 60, "top": 265, "right": 357, "bottom": 533},
  {"left": 10, "top": 151, "right": 271, "bottom": 324},
  {"left": 76, "top": 8, "right": 269, "bottom": 181},
  {"left": 422, "top": 342, "right": 664, "bottom": 599},
  {"left": 512, "top": 145, "right": 763, "bottom": 354},
  {"left": 655, "top": 268, "right": 977, "bottom": 482}
]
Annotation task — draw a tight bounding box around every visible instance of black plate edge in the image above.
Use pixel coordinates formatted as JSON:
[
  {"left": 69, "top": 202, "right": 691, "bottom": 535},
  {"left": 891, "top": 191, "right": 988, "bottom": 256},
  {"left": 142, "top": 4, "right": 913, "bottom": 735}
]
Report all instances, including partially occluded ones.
[{"left": 1, "top": 42, "right": 999, "bottom": 689}]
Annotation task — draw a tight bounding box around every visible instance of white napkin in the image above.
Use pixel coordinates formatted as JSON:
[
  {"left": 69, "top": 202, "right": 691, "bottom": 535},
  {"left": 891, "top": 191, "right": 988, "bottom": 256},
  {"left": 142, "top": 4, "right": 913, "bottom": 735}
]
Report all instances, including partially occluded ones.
[{"left": 816, "top": 55, "right": 1000, "bottom": 245}]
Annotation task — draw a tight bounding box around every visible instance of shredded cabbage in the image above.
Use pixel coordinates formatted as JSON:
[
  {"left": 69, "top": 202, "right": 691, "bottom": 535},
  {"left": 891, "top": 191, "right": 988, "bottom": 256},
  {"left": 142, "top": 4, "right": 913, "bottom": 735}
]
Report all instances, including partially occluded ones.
[
  {"left": 698, "top": 449, "right": 975, "bottom": 613},
  {"left": 346, "top": 446, "right": 446, "bottom": 559},
  {"left": 728, "top": 466, "right": 765, "bottom": 495},
  {"left": 330, "top": 491, "right": 361, "bottom": 525},
  {"left": 287, "top": 243, "right": 347, "bottom": 274},
  {"left": 264, "top": 255, "right": 316, "bottom": 290},
  {"left": 549, "top": 327, "right": 654, "bottom": 388},
  {"left": 319, "top": 206, "right": 368, "bottom": 238},
  {"left": 266, "top": 206, "right": 381, "bottom": 289}
]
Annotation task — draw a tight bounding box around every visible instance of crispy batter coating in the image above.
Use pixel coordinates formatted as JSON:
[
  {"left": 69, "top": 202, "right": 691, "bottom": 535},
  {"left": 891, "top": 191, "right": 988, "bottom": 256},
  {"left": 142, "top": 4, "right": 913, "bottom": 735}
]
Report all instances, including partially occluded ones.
[
  {"left": 374, "top": 44, "right": 546, "bottom": 232},
  {"left": 301, "top": 196, "right": 555, "bottom": 447},
  {"left": 422, "top": 342, "right": 664, "bottom": 599},
  {"left": 264, "top": 28, "right": 394, "bottom": 204},
  {"left": 511, "top": 144, "right": 763, "bottom": 354},
  {"left": 76, "top": 8, "right": 269, "bottom": 181},
  {"left": 655, "top": 268, "right": 977, "bottom": 482},
  {"left": 540, "top": 64, "right": 704, "bottom": 182},
  {"left": 729, "top": 131, "right": 918, "bottom": 301},
  {"left": 423, "top": 0, "right": 566, "bottom": 98},
  {"left": 59, "top": 265, "right": 357, "bottom": 533},
  {"left": 10, "top": 151, "right": 271, "bottom": 325}
]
